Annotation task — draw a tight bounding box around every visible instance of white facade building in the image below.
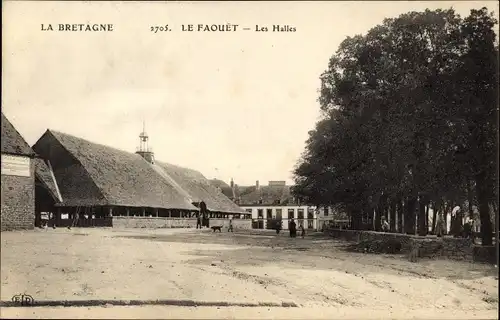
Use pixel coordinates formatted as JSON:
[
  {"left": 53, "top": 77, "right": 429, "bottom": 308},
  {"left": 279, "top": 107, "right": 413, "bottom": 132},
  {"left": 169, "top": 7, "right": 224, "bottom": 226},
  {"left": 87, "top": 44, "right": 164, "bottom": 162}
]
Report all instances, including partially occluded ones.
[
  {"left": 241, "top": 204, "right": 318, "bottom": 230},
  {"left": 210, "top": 178, "right": 346, "bottom": 231}
]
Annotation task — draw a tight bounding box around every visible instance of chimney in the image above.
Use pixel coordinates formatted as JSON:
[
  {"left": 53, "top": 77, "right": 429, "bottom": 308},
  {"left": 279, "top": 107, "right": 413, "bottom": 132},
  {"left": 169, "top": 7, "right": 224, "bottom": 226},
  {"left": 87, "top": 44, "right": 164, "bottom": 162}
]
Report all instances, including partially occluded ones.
[
  {"left": 231, "top": 178, "right": 236, "bottom": 200},
  {"left": 256, "top": 180, "right": 260, "bottom": 190}
]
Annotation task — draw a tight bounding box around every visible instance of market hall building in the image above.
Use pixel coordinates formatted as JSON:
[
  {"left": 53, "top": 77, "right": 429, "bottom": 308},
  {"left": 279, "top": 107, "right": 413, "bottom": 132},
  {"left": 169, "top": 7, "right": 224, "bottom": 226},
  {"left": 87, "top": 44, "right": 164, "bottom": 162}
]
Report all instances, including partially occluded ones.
[
  {"left": 31, "top": 128, "right": 250, "bottom": 229},
  {"left": 1, "top": 113, "right": 62, "bottom": 231}
]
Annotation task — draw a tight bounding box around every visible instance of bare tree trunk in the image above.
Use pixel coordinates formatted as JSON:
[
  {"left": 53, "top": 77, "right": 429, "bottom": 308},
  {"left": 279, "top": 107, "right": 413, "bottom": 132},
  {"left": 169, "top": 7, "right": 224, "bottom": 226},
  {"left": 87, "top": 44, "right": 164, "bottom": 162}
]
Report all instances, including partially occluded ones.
[
  {"left": 365, "top": 202, "right": 374, "bottom": 231},
  {"left": 476, "top": 172, "right": 493, "bottom": 246},
  {"left": 467, "top": 180, "right": 474, "bottom": 219},
  {"left": 389, "top": 200, "right": 397, "bottom": 232},
  {"left": 432, "top": 201, "right": 439, "bottom": 234},
  {"left": 374, "top": 200, "right": 382, "bottom": 232},
  {"left": 397, "top": 199, "right": 404, "bottom": 233},
  {"left": 425, "top": 201, "right": 430, "bottom": 234},
  {"left": 418, "top": 195, "right": 427, "bottom": 236},
  {"left": 351, "top": 206, "right": 363, "bottom": 230},
  {"left": 443, "top": 201, "right": 450, "bottom": 235},
  {"left": 405, "top": 197, "right": 417, "bottom": 235},
  {"left": 493, "top": 201, "right": 498, "bottom": 244}
]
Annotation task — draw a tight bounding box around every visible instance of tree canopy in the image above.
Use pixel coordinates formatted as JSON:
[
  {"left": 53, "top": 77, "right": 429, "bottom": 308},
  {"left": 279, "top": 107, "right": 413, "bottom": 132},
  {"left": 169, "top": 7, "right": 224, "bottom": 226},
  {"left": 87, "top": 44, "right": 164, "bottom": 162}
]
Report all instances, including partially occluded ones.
[{"left": 292, "top": 8, "right": 498, "bottom": 245}]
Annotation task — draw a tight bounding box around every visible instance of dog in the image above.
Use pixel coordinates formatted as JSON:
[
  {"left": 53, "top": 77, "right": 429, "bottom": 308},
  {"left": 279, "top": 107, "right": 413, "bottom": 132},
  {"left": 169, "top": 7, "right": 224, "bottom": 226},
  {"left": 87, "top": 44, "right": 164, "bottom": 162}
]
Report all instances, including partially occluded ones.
[{"left": 211, "top": 226, "right": 222, "bottom": 233}]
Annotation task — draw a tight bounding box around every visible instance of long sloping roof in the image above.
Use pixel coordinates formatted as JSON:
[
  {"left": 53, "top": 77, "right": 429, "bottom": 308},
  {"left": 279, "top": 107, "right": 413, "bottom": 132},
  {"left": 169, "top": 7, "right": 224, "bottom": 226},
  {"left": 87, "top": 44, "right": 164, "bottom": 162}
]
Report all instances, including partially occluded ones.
[
  {"left": 239, "top": 185, "right": 294, "bottom": 205},
  {"left": 33, "top": 130, "right": 244, "bottom": 213},
  {"left": 34, "top": 158, "right": 63, "bottom": 203},
  {"left": 209, "top": 180, "right": 298, "bottom": 206},
  {"left": 1, "top": 113, "right": 35, "bottom": 157},
  {"left": 157, "top": 162, "right": 245, "bottom": 214},
  {"left": 34, "top": 130, "right": 197, "bottom": 210}
]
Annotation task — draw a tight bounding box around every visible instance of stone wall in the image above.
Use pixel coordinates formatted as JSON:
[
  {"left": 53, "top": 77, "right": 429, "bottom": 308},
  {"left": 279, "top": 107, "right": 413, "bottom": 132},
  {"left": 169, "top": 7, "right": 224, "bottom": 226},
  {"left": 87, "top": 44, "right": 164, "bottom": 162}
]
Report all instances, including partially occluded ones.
[
  {"left": 325, "top": 229, "right": 416, "bottom": 251},
  {"left": 473, "top": 246, "right": 497, "bottom": 264},
  {"left": 113, "top": 217, "right": 252, "bottom": 229},
  {"left": 1, "top": 161, "right": 35, "bottom": 231},
  {"left": 325, "top": 228, "right": 495, "bottom": 263},
  {"left": 208, "top": 218, "right": 252, "bottom": 229},
  {"left": 409, "top": 237, "right": 473, "bottom": 261}
]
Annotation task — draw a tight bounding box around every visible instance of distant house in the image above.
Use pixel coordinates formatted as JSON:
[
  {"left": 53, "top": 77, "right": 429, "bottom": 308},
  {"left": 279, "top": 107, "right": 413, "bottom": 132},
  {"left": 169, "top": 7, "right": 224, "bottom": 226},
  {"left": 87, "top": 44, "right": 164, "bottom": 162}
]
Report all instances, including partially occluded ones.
[
  {"left": 1, "top": 113, "right": 62, "bottom": 230},
  {"left": 32, "top": 129, "right": 247, "bottom": 227},
  {"left": 209, "top": 179, "right": 315, "bottom": 230},
  {"left": 210, "top": 179, "right": 348, "bottom": 230}
]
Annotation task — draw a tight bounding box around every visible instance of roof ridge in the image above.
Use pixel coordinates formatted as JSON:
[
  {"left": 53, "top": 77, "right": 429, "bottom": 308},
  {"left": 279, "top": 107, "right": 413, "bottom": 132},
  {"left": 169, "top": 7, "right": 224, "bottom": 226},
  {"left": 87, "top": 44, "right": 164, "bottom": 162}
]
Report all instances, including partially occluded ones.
[
  {"left": 46, "top": 159, "right": 63, "bottom": 202},
  {"left": 34, "top": 159, "right": 60, "bottom": 203},
  {"left": 48, "top": 129, "right": 134, "bottom": 156},
  {"left": 150, "top": 163, "right": 193, "bottom": 203}
]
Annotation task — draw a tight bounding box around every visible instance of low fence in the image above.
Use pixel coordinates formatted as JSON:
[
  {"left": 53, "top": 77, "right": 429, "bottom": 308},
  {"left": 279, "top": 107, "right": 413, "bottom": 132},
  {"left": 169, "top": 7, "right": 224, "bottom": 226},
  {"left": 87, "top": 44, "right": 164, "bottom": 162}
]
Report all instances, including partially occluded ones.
[
  {"left": 49, "top": 217, "right": 113, "bottom": 228},
  {"left": 324, "top": 228, "right": 497, "bottom": 263},
  {"left": 251, "top": 219, "right": 316, "bottom": 230},
  {"left": 112, "top": 216, "right": 252, "bottom": 229}
]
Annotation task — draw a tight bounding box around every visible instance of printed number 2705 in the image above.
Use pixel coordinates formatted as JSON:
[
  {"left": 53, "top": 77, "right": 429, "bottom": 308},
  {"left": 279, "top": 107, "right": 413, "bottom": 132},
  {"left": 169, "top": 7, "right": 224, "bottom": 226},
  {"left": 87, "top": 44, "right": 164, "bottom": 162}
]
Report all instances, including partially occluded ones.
[{"left": 151, "top": 25, "right": 171, "bottom": 33}]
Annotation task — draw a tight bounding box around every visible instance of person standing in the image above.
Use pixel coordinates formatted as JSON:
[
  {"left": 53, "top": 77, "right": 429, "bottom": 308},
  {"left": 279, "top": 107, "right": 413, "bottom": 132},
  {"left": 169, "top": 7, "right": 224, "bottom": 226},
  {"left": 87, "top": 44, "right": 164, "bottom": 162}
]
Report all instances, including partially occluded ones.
[
  {"left": 40, "top": 212, "right": 49, "bottom": 229},
  {"left": 228, "top": 218, "right": 234, "bottom": 232},
  {"left": 300, "top": 224, "right": 305, "bottom": 238},
  {"left": 451, "top": 206, "right": 462, "bottom": 237},
  {"left": 435, "top": 213, "right": 444, "bottom": 237},
  {"left": 200, "top": 200, "right": 208, "bottom": 227},
  {"left": 275, "top": 220, "right": 282, "bottom": 235},
  {"left": 196, "top": 214, "right": 202, "bottom": 229},
  {"left": 289, "top": 219, "right": 297, "bottom": 238},
  {"left": 381, "top": 216, "right": 390, "bottom": 232}
]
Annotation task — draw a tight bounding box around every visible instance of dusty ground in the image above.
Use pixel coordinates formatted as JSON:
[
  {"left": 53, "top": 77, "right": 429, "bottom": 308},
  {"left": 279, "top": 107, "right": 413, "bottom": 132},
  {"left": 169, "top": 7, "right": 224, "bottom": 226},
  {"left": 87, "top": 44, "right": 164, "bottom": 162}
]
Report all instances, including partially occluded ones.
[{"left": 1, "top": 227, "right": 498, "bottom": 319}]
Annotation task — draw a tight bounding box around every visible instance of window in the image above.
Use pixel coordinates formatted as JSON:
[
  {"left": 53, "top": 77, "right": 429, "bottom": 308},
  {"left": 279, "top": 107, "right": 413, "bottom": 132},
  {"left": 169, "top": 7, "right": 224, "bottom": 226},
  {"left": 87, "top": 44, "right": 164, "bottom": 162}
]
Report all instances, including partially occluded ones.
[
  {"left": 298, "top": 209, "right": 304, "bottom": 220},
  {"left": 246, "top": 209, "right": 252, "bottom": 213},
  {"left": 267, "top": 209, "right": 273, "bottom": 219},
  {"left": 307, "top": 209, "right": 314, "bottom": 219},
  {"left": 288, "top": 209, "right": 295, "bottom": 219},
  {"left": 257, "top": 209, "right": 263, "bottom": 218},
  {"left": 324, "top": 206, "right": 329, "bottom": 216},
  {"left": 258, "top": 199, "right": 263, "bottom": 204},
  {"left": 276, "top": 209, "right": 282, "bottom": 219}
]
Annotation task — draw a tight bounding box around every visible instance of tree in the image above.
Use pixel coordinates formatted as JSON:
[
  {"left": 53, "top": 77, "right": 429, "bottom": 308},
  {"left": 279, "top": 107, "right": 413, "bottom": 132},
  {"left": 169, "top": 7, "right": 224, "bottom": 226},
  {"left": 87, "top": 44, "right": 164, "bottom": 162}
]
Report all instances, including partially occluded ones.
[{"left": 293, "top": 8, "right": 498, "bottom": 246}]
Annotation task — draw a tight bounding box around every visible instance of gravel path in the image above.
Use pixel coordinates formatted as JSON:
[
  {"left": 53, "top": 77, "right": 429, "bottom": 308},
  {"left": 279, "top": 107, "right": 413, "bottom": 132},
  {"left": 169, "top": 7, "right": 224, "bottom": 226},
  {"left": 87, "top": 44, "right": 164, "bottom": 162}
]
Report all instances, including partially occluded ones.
[{"left": 1, "top": 228, "right": 498, "bottom": 319}]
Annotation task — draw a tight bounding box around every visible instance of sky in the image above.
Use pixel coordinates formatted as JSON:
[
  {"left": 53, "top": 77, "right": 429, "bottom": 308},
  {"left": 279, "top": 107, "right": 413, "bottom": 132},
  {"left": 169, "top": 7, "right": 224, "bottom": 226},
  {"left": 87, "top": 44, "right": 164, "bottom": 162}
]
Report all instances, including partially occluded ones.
[{"left": 2, "top": 1, "right": 498, "bottom": 186}]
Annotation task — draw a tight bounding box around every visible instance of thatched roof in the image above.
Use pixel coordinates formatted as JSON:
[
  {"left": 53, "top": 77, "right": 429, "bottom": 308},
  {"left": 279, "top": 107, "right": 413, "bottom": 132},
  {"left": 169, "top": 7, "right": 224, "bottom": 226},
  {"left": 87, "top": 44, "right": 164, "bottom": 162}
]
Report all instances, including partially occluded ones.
[
  {"left": 32, "top": 130, "right": 244, "bottom": 213},
  {"left": 209, "top": 179, "right": 235, "bottom": 199},
  {"left": 239, "top": 184, "right": 295, "bottom": 205},
  {"left": 209, "top": 178, "right": 230, "bottom": 189},
  {"left": 208, "top": 180, "right": 298, "bottom": 206},
  {"left": 157, "top": 162, "right": 245, "bottom": 214},
  {"left": 33, "top": 130, "right": 197, "bottom": 210},
  {"left": 1, "top": 113, "right": 35, "bottom": 157},
  {"left": 34, "top": 158, "right": 63, "bottom": 203}
]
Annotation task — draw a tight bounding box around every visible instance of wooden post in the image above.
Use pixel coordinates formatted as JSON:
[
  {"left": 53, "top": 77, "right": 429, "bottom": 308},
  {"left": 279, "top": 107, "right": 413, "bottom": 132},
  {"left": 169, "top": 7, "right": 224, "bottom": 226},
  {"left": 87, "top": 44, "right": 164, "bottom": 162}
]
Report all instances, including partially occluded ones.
[
  {"left": 126, "top": 208, "right": 130, "bottom": 217},
  {"left": 109, "top": 207, "right": 113, "bottom": 217},
  {"left": 56, "top": 207, "right": 61, "bottom": 226},
  {"left": 155, "top": 208, "right": 159, "bottom": 217},
  {"left": 142, "top": 208, "right": 146, "bottom": 217}
]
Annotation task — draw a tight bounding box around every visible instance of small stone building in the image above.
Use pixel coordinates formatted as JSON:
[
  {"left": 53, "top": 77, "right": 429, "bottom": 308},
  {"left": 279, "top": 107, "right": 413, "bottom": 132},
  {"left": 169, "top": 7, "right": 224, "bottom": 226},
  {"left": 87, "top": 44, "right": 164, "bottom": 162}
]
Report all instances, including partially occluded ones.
[{"left": 1, "top": 113, "right": 37, "bottom": 231}]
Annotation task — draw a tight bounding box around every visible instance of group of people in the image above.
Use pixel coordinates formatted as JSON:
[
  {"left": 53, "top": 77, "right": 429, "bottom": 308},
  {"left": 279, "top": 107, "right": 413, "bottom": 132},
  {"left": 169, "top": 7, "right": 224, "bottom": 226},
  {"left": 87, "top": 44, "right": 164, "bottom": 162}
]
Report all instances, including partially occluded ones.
[
  {"left": 196, "top": 200, "right": 234, "bottom": 232},
  {"left": 379, "top": 206, "right": 476, "bottom": 240},
  {"left": 274, "top": 218, "right": 305, "bottom": 238},
  {"left": 196, "top": 200, "right": 209, "bottom": 229}
]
